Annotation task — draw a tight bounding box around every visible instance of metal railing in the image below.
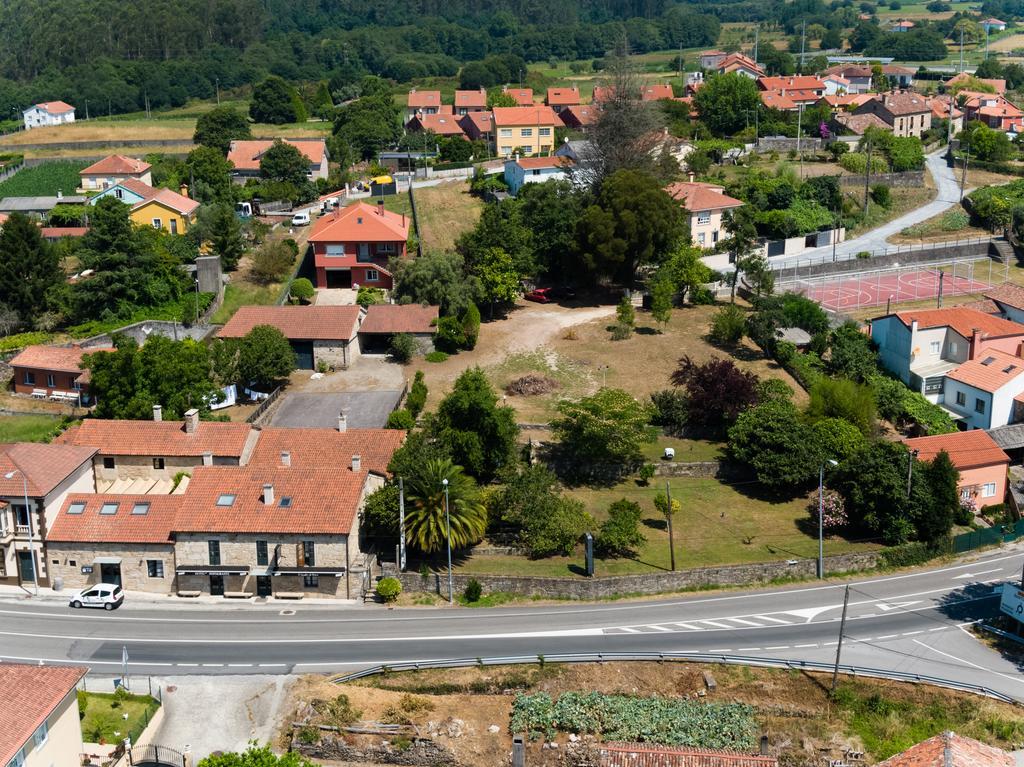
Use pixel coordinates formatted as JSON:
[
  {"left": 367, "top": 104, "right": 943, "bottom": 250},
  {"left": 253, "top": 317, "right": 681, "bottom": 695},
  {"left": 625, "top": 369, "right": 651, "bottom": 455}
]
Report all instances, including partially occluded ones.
[
  {"left": 127, "top": 744, "right": 185, "bottom": 767},
  {"left": 329, "top": 652, "right": 1019, "bottom": 704},
  {"left": 773, "top": 237, "right": 997, "bottom": 274}
]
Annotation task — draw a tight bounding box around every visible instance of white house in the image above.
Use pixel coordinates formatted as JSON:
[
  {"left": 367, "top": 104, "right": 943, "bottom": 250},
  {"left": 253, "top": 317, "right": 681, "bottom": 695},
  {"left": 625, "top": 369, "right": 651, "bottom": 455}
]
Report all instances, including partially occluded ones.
[
  {"left": 985, "top": 284, "right": 1024, "bottom": 324},
  {"left": 981, "top": 17, "right": 1007, "bottom": 32},
  {"left": 823, "top": 74, "right": 850, "bottom": 96},
  {"left": 943, "top": 350, "right": 1024, "bottom": 430},
  {"left": 22, "top": 101, "right": 75, "bottom": 130},
  {"left": 665, "top": 180, "right": 744, "bottom": 249},
  {"left": 503, "top": 155, "right": 572, "bottom": 195}
]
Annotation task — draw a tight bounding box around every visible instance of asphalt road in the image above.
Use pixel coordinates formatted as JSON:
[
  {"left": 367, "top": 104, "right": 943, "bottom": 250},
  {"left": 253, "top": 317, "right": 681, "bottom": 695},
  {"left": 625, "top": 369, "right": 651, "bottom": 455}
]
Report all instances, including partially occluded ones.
[
  {"left": 771, "top": 150, "right": 970, "bottom": 269},
  {"left": 2, "top": 548, "right": 1023, "bottom": 700}
]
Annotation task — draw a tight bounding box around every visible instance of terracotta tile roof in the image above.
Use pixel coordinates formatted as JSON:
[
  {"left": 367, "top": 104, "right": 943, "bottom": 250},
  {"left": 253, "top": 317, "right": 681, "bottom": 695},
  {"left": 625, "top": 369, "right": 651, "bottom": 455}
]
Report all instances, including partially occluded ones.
[
  {"left": 826, "top": 65, "right": 874, "bottom": 79},
  {"left": 593, "top": 85, "right": 613, "bottom": 103},
  {"left": 718, "top": 53, "right": 764, "bottom": 76},
  {"left": 547, "top": 87, "right": 581, "bottom": 106},
  {"left": 502, "top": 87, "right": 534, "bottom": 105},
  {"left": 876, "top": 732, "right": 1013, "bottom": 767},
  {"left": 55, "top": 419, "right": 252, "bottom": 458},
  {"left": 175, "top": 464, "right": 367, "bottom": 535},
  {"left": 226, "top": 139, "right": 327, "bottom": 172},
  {"left": 891, "top": 20, "right": 915, "bottom": 28},
  {"left": 599, "top": 744, "right": 779, "bottom": 767},
  {"left": 757, "top": 75, "right": 826, "bottom": 93},
  {"left": 896, "top": 307, "right": 1024, "bottom": 339},
  {"left": 48, "top": 493, "right": 182, "bottom": 544},
  {"left": 761, "top": 91, "right": 798, "bottom": 111},
  {"left": 247, "top": 427, "right": 405, "bottom": 476},
  {"left": 407, "top": 89, "right": 442, "bottom": 108},
  {"left": 882, "top": 65, "right": 915, "bottom": 76},
  {"left": 135, "top": 185, "right": 199, "bottom": 217},
  {"left": 822, "top": 93, "right": 876, "bottom": 108},
  {"left": 904, "top": 430, "right": 1009, "bottom": 469},
  {"left": 0, "top": 663, "right": 87, "bottom": 764},
  {"left": 513, "top": 155, "right": 572, "bottom": 170},
  {"left": 0, "top": 443, "right": 96, "bottom": 496},
  {"left": 874, "top": 91, "right": 930, "bottom": 116},
  {"left": 309, "top": 201, "right": 410, "bottom": 244},
  {"left": 454, "top": 89, "right": 486, "bottom": 108},
  {"left": 959, "top": 298, "right": 1000, "bottom": 314},
  {"left": 946, "top": 349, "right": 1024, "bottom": 393},
  {"left": 824, "top": 74, "right": 850, "bottom": 85},
  {"left": 641, "top": 84, "right": 675, "bottom": 101},
  {"left": 360, "top": 304, "right": 439, "bottom": 334},
  {"left": 115, "top": 177, "right": 157, "bottom": 198},
  {"left": 983, "top": 17, "right": 1007, "bottom": 24},
  {"left": 561, "top": 104, "right": 599, "bottom": 126},
  {"left": 926, "top": 97, "right": 963, "bottom": 120},
  {"left": 833, "top": 111, "right": 891, "bottom": 134},
  {"left": 8, "top": 344, "right": 113, "bottom": 374},
  {"left": 41, "top": 226, "right": 89, "bottom": 239},
  {"left": 407, "top": 113, "right": 467, "bottom": 136},
  {"left": 80, "top": 155, "right": 151, "bottom": 176},
  {"left": 665, "top": 181, "right": 744, "bottom": 212},
  {"left": 985, "top": 283, "right": 1024, "bottom": 312},
  {"left": 216, "top": 305, "right": 362, "bottom": 342},
  {"left": 491, "top": 106, "right": 563, "bottom": 127},
  {"left": 459, "top": 112, "right": 494, "bottom": 133},
  {"left": 32, "top": 101, "right": 75, "bottom": 114},
  {"left": 945, "top": 72, "right": 1007, "bottom": 94}
]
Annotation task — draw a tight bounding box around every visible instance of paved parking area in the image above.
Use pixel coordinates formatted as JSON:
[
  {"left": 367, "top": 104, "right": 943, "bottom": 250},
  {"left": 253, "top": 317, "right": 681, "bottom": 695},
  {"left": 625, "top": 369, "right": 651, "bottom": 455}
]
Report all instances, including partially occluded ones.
[{"left": 269, "top": 391, "right": 402, "bottom": 429}]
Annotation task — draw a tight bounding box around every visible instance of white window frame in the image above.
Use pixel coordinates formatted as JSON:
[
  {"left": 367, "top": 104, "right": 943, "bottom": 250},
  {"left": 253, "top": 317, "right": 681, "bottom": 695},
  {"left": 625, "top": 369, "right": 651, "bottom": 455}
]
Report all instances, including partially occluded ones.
[
  {"left": 520, "top": 128, "right": 533, "bottom": 137},
  {"left": 960, "top": 488, "right": 972, "bottom": 500},
  {"left": 325, "top": 244, "right": 345, "bottom": 256},
  {"left": 8, "top": 748, "right": 24, "bottom": 767},
  {"left": 982, "top": 482, "right": 997, "bottom": 498},
  {"left": 697, "top": 232, "right": 706, "bottom": 245},
  {"left": 151, "top": 218, "right": 162, "bottom": 229},
  {"left": 539, "top": 127, "right": 551, "bottom": 136},
  {"left": 696, "top": 212, "right": 711, "bottom": 225},
  {"left": 365, "top": 269, "right": 380, "bottom": 282},
  {"left": 23, "top": 371, "right": 34, "bottom": 385},
  {"left": 33, "top": 721, "right": 48, "bottom": 747},
  {"left": 499, "top": 128, "right": 512, "bottom": 138},
  {"left": 929, "top": 341, "right": 940, "bottom": 354}
]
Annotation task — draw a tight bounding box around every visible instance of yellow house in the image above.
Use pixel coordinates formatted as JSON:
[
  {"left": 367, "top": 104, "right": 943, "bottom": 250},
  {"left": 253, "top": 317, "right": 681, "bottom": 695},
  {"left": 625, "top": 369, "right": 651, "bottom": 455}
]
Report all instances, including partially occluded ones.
[
  {"left": 491, "top": 106, "right": 564, "bottom": 157},
  {"left": 130, "top": 188, "right": 199, "bottom": 235}
]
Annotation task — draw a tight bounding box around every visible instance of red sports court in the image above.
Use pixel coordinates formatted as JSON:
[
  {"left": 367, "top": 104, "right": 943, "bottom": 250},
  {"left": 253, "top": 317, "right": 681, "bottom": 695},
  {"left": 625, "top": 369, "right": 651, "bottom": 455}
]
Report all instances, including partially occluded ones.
[{"left": 795, "top": 267, "right": 993, "bottom": 312}]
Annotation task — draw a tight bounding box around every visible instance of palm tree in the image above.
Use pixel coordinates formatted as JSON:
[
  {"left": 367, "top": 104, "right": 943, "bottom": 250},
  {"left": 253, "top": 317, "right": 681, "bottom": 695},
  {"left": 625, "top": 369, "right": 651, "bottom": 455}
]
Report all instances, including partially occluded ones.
[{"left": 404, "top": 458, "right": 487, "bottom": 553}]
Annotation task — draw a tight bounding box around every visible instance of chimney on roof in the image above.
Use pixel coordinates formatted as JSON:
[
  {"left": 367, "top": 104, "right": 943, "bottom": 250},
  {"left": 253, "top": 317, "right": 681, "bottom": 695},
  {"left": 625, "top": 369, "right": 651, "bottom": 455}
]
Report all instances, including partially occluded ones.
[
  {"left": 180, "top": 184, "right": 189, "bottom": 199},
  {"left": 377, "top": 199, "right": 384, "bottom": 216},
  {"left": 760, "top": 737, "right": 769, "bottom": 756},
  {"left": 184, "top": 408, "right": 199, "bottom": 434},
  {"left": 263, "top": 483, "right": 274, "bottom": 505},
  {"left": 970, "top": 328, "right": 984, "bottom": 360},
  {"left": 688, "top": 172, "right": 695, "bottom": 183},
  {"left": 202, "top": 451, "right": 213, "bottom": 466},
  {"left": 281, "top": 450, "right": 291, "bottom": 467},
  {"left": 56, "top": 190, "right": 62, "bottom": 199},
  {"left": 152, "top": 404, "right": 163, "bottom": 422},
  {"left": 351, "top": 454, "right": 361, "bottom": 472},
  {"left": 337, "top": 412, "right": 347, "bottom": 432}
]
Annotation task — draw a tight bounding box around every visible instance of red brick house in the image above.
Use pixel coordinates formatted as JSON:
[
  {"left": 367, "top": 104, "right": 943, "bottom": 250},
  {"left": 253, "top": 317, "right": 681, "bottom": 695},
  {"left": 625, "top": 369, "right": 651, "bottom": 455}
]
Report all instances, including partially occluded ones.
[
  {"left": 8, "top": 344, "right": 113, "bottom": 403},
  {"left": 309, "top": 201, "right": 410, "bottom": 290}
]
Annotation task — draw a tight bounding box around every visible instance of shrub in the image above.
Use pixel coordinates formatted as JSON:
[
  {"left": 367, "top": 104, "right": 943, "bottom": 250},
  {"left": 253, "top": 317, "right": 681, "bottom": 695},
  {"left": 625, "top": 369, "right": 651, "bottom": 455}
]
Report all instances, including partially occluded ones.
[
  {"left": 376, "top": 577, "right": 402, "bottom": 602},
  {"left": 809, "top": 488, "right": 847, "bottom": 530},
  {"left": 386, "top": 409, "right": 416, "bottom": 430},
  {"left": 357, "top": 286, "right": 385, "bottom": 306},
  {"left": 425, "top": 351, "right": 449, "bottom": 363},
  {"left": 464, "top": 578, "right": 483, "bottom": 602},
  {"left": 407, "top": 370, "right": 428, "bottom": 417},
  {"left": 298, "top": 726, "right": 321, "bottom": 744},
  {"left": 389, "top": 333, "right": 417, "bottom": 363},
  {"left": 595, "top": 499, "right": 646, "bottom": 557},
  {"left": 956, "top": 496, "right": 976, "bottom": 525},
  {"left": 638, "top": 463, "right": 656, "bottom": 485},
  {"left": 709, "top": 304, "right": 746, "bottom": 346},
  {"left": 610, "top": 322, "right": 633, "bottom": 341},
  {"left": 435, "top": 315, "right": 466, "bottom": 353},
  {"left": 250, "top": 240, "right": 295, "bottom": 283},
  {"left": 650, "top": 389, "right": 689, "bottom": 436},
  {"left": 461, "top": 303, "right": 481, "bottom": 350},
  {"left": 289, "top": 277, "right": 314, "bottom": 303},
  {"left": 870, "top": 183, "right": 892, "bottom": 208}
]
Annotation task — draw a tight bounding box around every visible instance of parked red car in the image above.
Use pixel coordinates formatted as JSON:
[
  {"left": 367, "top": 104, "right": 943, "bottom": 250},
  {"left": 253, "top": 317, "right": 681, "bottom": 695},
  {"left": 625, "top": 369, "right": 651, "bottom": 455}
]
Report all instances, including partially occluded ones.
[{"left": 525, "top": 286, "right": 576, "bottom": 303}]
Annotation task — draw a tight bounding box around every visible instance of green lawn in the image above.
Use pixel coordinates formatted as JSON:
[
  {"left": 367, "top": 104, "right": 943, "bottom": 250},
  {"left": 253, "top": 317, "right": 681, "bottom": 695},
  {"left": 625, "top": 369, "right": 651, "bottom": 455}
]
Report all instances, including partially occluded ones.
[
  {"left": 642, "top": 437, "right": 723, "bottom": 463},
  {"left": 0, "top": 415, "right": 61, "bottom": 442},
  {"left": 0, "top": 160, "right": 87, "bottom": 197},
  {"left": 210, "top": 281, "right": 281, "bottom": 324},
  {"left": 455, "top": 475, "right": 877, "bottom": 577},
  {"left": 78, "top": 690, "right": 160, "bottom": 745}
]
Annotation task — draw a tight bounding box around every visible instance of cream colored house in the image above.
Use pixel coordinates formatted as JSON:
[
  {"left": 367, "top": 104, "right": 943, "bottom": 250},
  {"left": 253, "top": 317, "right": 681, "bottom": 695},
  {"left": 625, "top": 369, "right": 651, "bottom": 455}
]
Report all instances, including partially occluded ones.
[
  {"left": 0, "top": 443, "right": 96, "bottom": 590},
  {"left": 0, "top": 664, "right": 87, "bottom": 767},
  {"left": 665, "top": 181, "right": 744, "bottom": 249}
]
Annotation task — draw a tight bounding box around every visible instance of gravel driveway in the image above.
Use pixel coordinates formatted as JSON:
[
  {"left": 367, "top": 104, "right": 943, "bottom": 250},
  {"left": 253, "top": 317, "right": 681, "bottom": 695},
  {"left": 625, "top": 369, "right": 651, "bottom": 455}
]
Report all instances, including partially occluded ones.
[{"left": 270, "top": 391, "right": 402, "bottom": 429}]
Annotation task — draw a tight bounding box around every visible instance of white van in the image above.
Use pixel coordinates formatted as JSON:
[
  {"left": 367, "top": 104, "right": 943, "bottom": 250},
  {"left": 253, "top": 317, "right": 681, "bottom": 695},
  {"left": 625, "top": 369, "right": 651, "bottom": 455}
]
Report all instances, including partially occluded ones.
[
  {"left": 291, "top": 211, "right": 310, "bottom": 226},
  {"left": 69, "top": 583, "right": 125, "bottom": 610}
]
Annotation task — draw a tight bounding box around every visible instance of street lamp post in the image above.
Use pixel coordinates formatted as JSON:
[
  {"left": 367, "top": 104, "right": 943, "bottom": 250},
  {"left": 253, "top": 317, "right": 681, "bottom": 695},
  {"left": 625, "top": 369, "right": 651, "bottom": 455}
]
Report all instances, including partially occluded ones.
[
  {"left": 818, "top": 459, "right": 838, "bottom": 579},
  {"left": 907, "top": 448, "right": 920, "bottom": 497},
  {"left": 442, "top": 478, "right": 453, "bottom": 604},
  {"left": 5, "top": 469, "right": 38, "bottom": 595}
]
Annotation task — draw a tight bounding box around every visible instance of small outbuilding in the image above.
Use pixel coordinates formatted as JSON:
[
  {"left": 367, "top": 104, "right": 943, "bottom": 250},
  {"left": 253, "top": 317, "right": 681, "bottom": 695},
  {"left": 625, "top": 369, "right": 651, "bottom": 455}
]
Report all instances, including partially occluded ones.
[{"left": 358, "top": 304, "right": 438, "bottom": 355}]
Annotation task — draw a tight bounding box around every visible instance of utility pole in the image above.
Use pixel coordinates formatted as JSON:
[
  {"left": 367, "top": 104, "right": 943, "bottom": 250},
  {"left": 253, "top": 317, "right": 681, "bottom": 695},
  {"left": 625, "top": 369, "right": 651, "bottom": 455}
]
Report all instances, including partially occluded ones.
[
  {"left": 830, "top": 585, "right": 851, "bottom": 692},
  {"left": 960, "top": 26, "right": 965, "bottom": 73},
  {"left": 986, "top": 24, "right": 991, "bottom": 59},
  {"left": 754, "top": 26, "right": 760, "bottom": 65},
  {"left": 85, "top": 99, "right": 89, "bottom": 120},
  {"left": 796, "top": 103, "right": 804, "bottom": 178},
  {"left": 665, "top": 480, "right": 676, "bottom": 572},
  {"left": 906, "top": 448, "right": 919, "bottom": 497},
  {"left": 800, "top": 20, "right": 807, "bottom": 73},
  {"left": 863, "top": 133, "right": 872, "bottom": 214},
  {"left": 216, "top": 78, "right": 221, "bottom": 106},
  {"left": 937, "top": 270, "right": 945, "bottom": 308},
  {"left": 398, "top": 476, "right": 406, "bottom": 572},
  {"left": 959, "top": 140, "right": 970, "bottom": 202}
]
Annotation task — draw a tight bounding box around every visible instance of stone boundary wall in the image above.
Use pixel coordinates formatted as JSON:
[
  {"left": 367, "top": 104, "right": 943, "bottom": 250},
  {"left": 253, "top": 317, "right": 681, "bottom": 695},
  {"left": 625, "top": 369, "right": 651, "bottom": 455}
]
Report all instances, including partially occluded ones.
[
  {"left": 296, "top": 734, "right": 456, "bottom": 766},
  {"left": 839, "top": 170, "right": 925, "bottom": 187},
  {"left": 398, "top": 551, "right": 881, "bottom": 599},
  {"left": 756, "top": 137, "right": 823, "bottom": 152}
]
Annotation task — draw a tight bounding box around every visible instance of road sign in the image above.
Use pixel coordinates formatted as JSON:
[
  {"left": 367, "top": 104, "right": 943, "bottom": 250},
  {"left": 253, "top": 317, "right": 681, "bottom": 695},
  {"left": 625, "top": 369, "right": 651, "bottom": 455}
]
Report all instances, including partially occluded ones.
[{"left": 999, "top": 584, "right": 1024, "bottom": 622}]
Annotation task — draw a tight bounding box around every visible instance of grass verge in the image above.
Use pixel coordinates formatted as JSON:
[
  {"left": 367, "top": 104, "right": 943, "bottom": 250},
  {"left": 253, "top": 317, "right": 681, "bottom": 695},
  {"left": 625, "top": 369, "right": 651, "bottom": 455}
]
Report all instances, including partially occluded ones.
[
  {"left": 78, "top": 690, "right": 160, "bottom": 745},
  {"left": 0, "top": 414, "right": 62, "bottom": 442}
]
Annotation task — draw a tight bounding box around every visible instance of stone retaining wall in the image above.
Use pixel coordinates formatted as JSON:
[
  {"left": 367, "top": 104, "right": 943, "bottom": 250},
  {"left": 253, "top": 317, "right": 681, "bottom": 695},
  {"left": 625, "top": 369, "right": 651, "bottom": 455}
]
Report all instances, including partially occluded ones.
[
  {"left": 398, "top": 551, "right": 881, "bottom": 600},
  {"left": 839, "top": 170, "right": 925, "bottom": 188},
  {"left": 756, "top": 137, "right": 823, "bottom": 152},
  {"left": 297, "top": 735, "right": 457, "bottom": 766},
  {"left": 772, "top": 240, "right": 998, "bottom": 282}
]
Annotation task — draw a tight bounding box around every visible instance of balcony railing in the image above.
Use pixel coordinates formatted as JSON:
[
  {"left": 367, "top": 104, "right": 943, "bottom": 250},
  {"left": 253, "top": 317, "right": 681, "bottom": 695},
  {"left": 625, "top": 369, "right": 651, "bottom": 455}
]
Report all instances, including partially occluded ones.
[{"left": 14, "top": 524, "right": 30, "bottom": 535}]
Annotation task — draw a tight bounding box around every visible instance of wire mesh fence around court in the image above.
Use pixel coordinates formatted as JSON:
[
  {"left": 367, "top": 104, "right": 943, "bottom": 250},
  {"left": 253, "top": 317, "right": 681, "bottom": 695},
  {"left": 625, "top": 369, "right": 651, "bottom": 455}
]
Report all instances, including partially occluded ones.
[{"left": 777, "top": 258, "right": 1010, "bottom": 312}]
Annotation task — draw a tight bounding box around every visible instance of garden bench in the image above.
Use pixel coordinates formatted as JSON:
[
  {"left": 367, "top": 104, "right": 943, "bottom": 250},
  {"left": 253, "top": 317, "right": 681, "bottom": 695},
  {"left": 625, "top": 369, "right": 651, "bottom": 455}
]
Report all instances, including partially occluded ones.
[
  {"left": 31, "top": 389, "right": 47, "bottom": 399},
  {"left": 177, "top": 590, "right": 202, "bottom": 598},
  {"left": 275, "top": 592, "right": 304, "bottom": 600},
  {"left": 224, "top": 591, "right": 253, "bottom": 598}
]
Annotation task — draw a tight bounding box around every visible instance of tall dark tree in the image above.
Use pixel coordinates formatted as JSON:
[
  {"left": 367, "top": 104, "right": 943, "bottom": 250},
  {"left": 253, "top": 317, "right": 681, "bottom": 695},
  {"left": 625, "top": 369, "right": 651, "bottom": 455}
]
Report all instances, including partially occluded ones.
[
  {"left": 259, "top": 139, "right": 309, "bottom": 186},
  {"left": 238, "top": 324, "right": 296, "bottom": 389},
  {"left": 249, "top": 76, "right": 300, "bottom": 124},
  {"left": 185, "top": 146, "right": 235, "bottom": 203},
  {"left": 693, "top": 73, "right": 761, "bottom": 137},
  {"left": 0, "top": 212, "right": 61, "bottom": 327},
  {"left": 671, "top": 356, "right": 760, "bottom": 436},
  {"left": 427, "top": 367, "right": 518, "bottom": 482},
  {"left": 916, "top": 451, "right": 958, "bottom": 544},
  {"left": 207, "top": 203, "right": 244, "bottom": 271},
  {"left": 193, "top": 107, "right": 251, "bottom": 154},
  {"left": 575, "top": 169, "right": 684, "bottom": 283}
]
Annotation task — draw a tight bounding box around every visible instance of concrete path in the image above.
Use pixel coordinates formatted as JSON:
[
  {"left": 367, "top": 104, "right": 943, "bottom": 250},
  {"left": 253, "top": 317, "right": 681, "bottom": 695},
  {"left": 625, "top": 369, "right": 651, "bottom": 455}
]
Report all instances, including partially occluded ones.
[{"left": 772, "top": 150, "right": 972, "bottom": 268}]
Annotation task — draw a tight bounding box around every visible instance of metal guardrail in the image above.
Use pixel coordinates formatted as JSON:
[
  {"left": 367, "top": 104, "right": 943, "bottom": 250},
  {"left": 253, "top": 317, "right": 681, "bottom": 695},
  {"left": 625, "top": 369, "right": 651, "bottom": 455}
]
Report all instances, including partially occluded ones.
[
  {"left": 773, "top": 237, "right": 997, "bottom": 274},
  {"left": 329, "top": 652, "right": 1019, "bottom": 704}
]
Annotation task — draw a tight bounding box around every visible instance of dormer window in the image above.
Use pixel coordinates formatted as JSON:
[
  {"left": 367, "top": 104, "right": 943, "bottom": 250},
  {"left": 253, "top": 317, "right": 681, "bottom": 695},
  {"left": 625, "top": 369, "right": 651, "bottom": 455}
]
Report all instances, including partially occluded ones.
[{"left": 216, "top": 493, "right": 236, "bottom": 507}]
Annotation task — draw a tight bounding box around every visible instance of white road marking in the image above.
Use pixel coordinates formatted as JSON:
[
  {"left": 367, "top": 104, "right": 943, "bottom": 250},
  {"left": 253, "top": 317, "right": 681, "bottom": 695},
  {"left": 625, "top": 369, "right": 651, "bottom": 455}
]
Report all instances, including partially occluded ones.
[
  {"left": 755, "top": 615, "right": 791, "bottom": 625},
  {"left": 697, "top": 620, "right": 736, "bottom": 629},
  {"left": 649, "top": 625, "right": 674, "bottom": 632},
  {"left": 875, "top": 601, "right": 922, "bottom": 612},
  {"left": 911, "top": 638, "right": 1024, "bottom": 686},
  {"left": 617, "top": 627, "right": 641, "bottom": 633},
  {"left": 228, "top": 663, "right": 252, "bottom": 667},
  {"left": 765, "top": 645, "right": 789, "bottom": 650},
  {"left": 876, "top": 634, "right": 898, "bottom": 640},
  {"left": 902, "top": 630, "right": 923, "bottom": 636},
  {"left": 795, "top": 643, "right": 817, "bottom": 648},
  {"left": 725, "top": 617, "right": 765, "bottom": 627},
  {"left": 736, "top": 647, "right": 761, "bottom": 652},
  {"left": 952, "top": 569, "right": 1003, "bottom": 580},
  {"left": 671, "top": 622, "right": 705, "bottom": 630},
  {"left": 785, "top": 605, "right": 840, "bottom": 621},
  {"left": 258, "top": 663, "right": 287, "bottom": 667}
]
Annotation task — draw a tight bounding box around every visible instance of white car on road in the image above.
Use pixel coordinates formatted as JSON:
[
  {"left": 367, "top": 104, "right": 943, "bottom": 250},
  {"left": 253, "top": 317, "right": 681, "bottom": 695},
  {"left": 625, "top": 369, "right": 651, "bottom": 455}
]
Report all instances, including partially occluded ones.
[{"left": 69, "top": 584, "right": 124, "bottom": 610}]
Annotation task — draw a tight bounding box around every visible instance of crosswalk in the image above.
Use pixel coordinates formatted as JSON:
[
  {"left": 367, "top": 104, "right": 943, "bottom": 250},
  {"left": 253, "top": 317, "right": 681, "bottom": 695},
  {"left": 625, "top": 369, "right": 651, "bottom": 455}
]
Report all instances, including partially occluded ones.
[{"left": 603, "top": 612, "right": 806, "bottom": 635}]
